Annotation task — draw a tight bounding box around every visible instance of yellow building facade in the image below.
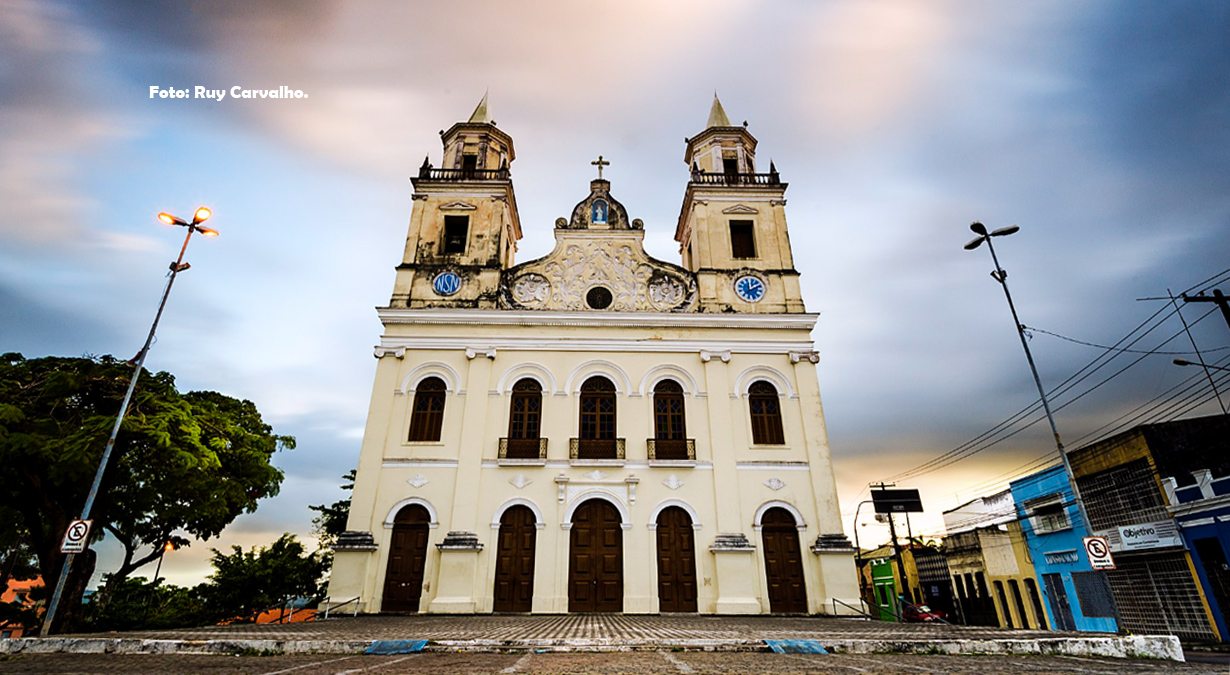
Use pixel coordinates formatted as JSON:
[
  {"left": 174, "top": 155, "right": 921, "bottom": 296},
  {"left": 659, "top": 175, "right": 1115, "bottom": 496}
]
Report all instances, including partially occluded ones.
[{"left": 327, "top": 96, "right": 859, "bottom": 615}]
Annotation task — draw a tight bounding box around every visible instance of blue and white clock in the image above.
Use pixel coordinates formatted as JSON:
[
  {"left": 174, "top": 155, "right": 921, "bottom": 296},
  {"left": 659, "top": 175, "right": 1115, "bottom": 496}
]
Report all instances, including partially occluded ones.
[
  {"left": 733, "top": 275, "right": 766, "bottom": 303},
  {"left": 432, "top": 271, "right": 462, "bottom": 296}
]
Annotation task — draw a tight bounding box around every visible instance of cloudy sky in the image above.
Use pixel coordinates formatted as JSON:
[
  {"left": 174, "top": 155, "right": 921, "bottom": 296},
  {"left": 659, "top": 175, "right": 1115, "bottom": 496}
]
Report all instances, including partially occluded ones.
[{"left": 2, "top": 0, "right": 1228, "bottom": 586}]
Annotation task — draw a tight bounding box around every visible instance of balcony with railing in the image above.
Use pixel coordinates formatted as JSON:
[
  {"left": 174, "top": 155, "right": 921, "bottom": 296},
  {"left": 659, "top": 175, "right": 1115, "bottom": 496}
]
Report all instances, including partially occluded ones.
[
  {"left": 689, "top": 168, "right": 780, "bottom": 186},
  {"left": 569, "top": 437, "right": 626, "bottom": 462},
  {"left": 416, "top": 164, "right": 509, "bottom": 182},
  {"left": 498, "top": 437, "right": 548, "bottom": 464},
  {"left": 646, "top": 438, "right": 696, "bottom": 463}
]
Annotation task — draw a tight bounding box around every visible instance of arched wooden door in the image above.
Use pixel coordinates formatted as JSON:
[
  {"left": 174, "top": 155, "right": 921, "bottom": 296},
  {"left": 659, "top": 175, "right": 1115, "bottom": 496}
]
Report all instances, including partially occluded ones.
[
  {"left": 382, "top": 504, "right": 431, "bottom": 612},
  {"left": 761, "top": 507, "right": 808, "bottom": 614},
  {"left": 493, "top": 505, "right": 537, "bottom": 612},
  {"left": 568, "top": 499, "right": 623, "bottom": 612},
  {"left": 655, "top": 506, "right": 698, "bottom": 612}
]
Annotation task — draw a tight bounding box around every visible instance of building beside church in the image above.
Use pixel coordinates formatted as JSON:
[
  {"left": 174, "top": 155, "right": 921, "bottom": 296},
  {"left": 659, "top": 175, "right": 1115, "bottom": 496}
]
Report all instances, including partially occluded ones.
[{"left": 327, "top": 95, "right": 859, "bottom": 614}]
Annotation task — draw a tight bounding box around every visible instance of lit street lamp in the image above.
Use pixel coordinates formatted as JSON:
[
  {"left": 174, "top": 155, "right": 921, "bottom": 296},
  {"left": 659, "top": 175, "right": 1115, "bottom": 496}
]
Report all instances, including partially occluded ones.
[
  {"left": 40, "top": 207, "right": 218, "bottom": 635},
  {"left": 963, "top": 222, "right": 1095, "bottom": 538}
]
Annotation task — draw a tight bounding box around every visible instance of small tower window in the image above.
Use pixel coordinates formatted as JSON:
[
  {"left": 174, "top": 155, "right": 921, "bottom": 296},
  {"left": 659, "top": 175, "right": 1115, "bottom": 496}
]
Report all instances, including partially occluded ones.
[
  {"left": 442, "top": 215, "right": 469, "bottom": 254},
  {"left": 730, "top": 220, "right": 756, "bottom": 259},
  {"left": 461, "top": 154, "right": 478, "bottom": 175},
  {"left": 722, "top": 156, "right": 739, "bottom": 177}
]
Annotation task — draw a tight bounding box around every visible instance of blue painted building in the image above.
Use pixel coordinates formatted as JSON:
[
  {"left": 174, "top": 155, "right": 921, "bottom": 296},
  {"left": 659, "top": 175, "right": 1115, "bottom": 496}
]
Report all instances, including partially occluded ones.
[
  {"left": 1010, "top": 465, "right": 1118, "bottom": 633},
  {"left": 1168, "top": 469, "right": 1230, "bottom": 642}
]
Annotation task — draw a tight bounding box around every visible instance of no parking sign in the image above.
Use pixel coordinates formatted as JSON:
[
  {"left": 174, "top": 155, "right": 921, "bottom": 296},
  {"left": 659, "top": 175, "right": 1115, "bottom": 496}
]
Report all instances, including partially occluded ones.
[
  {"left": 1083, "top": 536, "right": 1116, "bottom": 570},
  {"left": 60, "top": 519, "right": 92, "bottom": 554}
]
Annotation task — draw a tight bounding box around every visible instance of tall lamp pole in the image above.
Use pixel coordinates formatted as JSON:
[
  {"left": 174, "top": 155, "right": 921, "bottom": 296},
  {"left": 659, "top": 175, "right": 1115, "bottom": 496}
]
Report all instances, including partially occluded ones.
[
  {"left": 851, "top": 500, "right": 873, "bottom": 608},
  {"left": 962, "top": 222, "right": 1094, "bottom": 538},
  {"left": 39, "top": 207, "right": 217, "bottom": 635}
]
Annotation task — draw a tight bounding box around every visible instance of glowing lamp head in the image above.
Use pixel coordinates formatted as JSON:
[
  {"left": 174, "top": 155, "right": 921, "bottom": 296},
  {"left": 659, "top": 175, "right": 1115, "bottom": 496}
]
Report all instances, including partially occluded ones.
[
  {"left": 192, "top": 206, "right": 212, "bottom": 224},
  {"left": 195, "top": 225, "right": 220, "bottom": 237},
  {"left": 158, "top": 212, "right": 183, "bottom": 226}
]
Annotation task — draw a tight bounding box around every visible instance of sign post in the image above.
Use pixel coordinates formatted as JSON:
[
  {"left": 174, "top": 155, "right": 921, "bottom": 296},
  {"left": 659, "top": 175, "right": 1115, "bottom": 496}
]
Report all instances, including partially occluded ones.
[
  {"left": 60, "top": 520, "right": 92, "bottom": 554},
  {"left": 1083, "top": 536, "right": 1116, "bottom": 570}
]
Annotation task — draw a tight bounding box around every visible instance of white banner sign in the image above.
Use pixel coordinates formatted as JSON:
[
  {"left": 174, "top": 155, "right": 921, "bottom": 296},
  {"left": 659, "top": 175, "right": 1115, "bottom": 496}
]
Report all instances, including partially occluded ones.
[{"left": 1118, "top": 521, "right": 1182, "bottom": 551}]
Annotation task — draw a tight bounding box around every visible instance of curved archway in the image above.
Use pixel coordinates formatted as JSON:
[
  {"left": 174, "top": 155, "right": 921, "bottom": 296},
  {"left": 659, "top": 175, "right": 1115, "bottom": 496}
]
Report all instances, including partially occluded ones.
[
  {"left": 563, "top": 490, "right": 631, "bottom": 528},
  {"left": 647, "top": 499, "right": 702, "bottom": 529},
  {"left": 732, "top": 365, "right": 795, "bottom": 399},
  {"left": 383, "top": 497, "right": 440, "bottom": 528},
  {"left": 565, "top": 359, "right": 633, "bottom": 394},
  {"left": 491, "top": 497, "right": 546, "bottom": 529},
  {"left": 400, "top": 361, "right": 462, "bottom": 394},
  {"left": 496, "top": 362, "right": 558, "bottom": 395},
  {"left": 638, "top": 365, "right": 700, "bottom": 397},
  {"left": 753, "top": 500, "right": 807, "bottom": 530}
]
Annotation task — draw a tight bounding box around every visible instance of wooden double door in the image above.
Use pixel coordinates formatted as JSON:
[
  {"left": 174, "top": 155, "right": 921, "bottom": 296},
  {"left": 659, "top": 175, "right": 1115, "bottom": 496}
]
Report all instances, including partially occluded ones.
[
  {"left": 761, "top": 507, "right": 808, "bottom": 614},
  {"left": 655, "top": 506, "right": 698, "bottom": 612},
  {"left": 493, "top": 505, "right": 537, "bottom": 612},
  {"left": 382, "top": 504, "right": 431, "bottom": 612},
  {"left": 568, "top": 500, "right": 624, "bottom": 612}
]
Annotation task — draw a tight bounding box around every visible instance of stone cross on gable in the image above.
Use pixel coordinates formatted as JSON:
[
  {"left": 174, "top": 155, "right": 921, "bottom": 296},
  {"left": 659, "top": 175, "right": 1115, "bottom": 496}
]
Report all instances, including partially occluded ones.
[{"left": 591, "top": 155, "right": 610, "bottom": 180}]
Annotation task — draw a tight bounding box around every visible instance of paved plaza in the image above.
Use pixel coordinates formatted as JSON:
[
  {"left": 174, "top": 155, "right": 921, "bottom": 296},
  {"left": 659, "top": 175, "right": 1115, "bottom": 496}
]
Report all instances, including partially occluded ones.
[{"left": 2, "top": 614, "right": 1196, "bottom": 665}]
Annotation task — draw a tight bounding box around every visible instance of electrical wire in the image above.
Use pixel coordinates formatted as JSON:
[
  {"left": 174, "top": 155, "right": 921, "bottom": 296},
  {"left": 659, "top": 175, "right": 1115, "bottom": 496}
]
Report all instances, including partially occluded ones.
[{"left": 1020, "top": 324, "right": 1229, "bottom": 356}]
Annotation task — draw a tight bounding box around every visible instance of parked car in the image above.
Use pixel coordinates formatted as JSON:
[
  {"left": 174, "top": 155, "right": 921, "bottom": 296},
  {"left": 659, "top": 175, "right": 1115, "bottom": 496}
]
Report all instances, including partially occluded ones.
[{"left": 903, "top": 603, "right": 945, "bottom": 622}]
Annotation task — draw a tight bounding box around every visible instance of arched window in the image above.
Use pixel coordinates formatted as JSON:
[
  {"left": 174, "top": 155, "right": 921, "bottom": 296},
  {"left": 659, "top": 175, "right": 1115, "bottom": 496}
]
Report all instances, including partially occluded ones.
[
  {"left": 652, "top": 380, "right": 688, "bottom": 460},
  {"left": 505, "top": 378, "right": 543, "bottom": 458},
  {"left": 407, "top": 377, "right": 446, "bottom": 442},
  {"left": 578, "top": 376, "right": 616, "bottom": 458},
  {"left": 748, "top": 380, "right": 784, "bottom": 445}
]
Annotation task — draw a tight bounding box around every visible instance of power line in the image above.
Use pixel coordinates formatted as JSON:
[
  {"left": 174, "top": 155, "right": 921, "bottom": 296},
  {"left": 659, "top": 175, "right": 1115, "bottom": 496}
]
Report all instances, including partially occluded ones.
[{"left": 1020, "top": 324, "right": 1229, "bottom": 356}]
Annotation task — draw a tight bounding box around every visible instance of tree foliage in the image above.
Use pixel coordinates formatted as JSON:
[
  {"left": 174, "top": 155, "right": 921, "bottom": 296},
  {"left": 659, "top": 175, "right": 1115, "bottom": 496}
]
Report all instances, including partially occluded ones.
[
  {"left": 200, "top": 534, "right": 326, "bottom": 623},
  {"left": 0, "top": 353, "right": 292, "bottom": 630},
  {"left": 309, "top": 469, "right": 355, "bottom": 549}
]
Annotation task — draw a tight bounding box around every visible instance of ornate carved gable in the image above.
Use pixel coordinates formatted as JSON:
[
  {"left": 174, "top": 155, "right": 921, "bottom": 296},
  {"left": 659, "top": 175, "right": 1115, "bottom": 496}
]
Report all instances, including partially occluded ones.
[{"left": 501, "top": 180, "right": 697, "bottom": 313}]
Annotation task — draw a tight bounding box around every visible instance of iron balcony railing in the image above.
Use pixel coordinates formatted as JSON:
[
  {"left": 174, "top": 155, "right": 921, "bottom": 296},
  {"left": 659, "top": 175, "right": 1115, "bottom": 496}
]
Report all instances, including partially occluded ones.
[
  {"left": 417, "top": 166, "right": 509, "bottom": 181},
  {"left": 498, "top": 437, "right": 548, "bottom": 460},
  {"left": 569, "top": 437, "right": 626, "bottom": 460},
  {"left": 689, "top": 170, "right": 780, "bottom": 186},
  {"left": 646, "top": 438, "right": 695, "bottom": 461}
]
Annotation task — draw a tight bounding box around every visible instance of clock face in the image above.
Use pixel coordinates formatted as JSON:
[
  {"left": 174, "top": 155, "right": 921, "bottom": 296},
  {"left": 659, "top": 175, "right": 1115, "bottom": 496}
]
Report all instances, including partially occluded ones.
[
  {"left": 432, "top": 271, "right": 461, "bottom": 296},
  {"left": 734, "top": 275, "right": 765, "bottom": 303}
]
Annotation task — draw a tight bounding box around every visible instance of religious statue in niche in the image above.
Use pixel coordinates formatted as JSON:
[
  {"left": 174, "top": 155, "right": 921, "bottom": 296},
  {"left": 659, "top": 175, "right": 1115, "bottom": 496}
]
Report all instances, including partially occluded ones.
[{"left": 591, "top": 200, "right": 608, "bottom": 224}]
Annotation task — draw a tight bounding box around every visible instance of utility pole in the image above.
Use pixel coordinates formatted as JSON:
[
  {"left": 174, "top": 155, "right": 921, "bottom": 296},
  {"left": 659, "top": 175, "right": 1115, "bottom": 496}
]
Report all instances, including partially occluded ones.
[
  {"left": 871, "top": 482, "right": 910, "bottom": 620},
  {"left": 1182, "top": 289, "right": 1230, "bottom": 332}
]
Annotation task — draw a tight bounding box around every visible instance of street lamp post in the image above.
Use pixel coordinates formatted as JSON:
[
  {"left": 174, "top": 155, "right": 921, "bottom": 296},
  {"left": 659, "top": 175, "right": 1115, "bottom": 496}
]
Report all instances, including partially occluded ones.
[
  {"left": 1173, "top": 359, "right": 1230, "bottom": 372},
  {"left": 39, "top": 208, "right": 217, "bottom": 636},
  {"left": 962, "top": 222, "right": 1095, "bottom": 540},
  {"left": 851, "top": 500, "right": 873, "bottom": 609}
]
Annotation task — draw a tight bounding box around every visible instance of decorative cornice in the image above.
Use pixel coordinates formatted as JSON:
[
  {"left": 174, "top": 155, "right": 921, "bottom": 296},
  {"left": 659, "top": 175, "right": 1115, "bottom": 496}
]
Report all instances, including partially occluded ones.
[
  {"left": 789, "top": 350, "right": 820, "bottom": 364},
  {"left": 377, "top": 308, "right": 818, "bottom": 331},
  {"left": 377, "top": 337, "right": 816, "bottom": 356},
  {"left": 699, "top": 349, "right": 732, "bottom": 363}
]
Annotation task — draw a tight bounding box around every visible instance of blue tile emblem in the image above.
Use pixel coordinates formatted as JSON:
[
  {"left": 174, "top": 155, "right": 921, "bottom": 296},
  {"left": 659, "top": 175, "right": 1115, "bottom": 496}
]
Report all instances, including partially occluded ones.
[
  {"left": 432, "top": 271, "right": 461, "bottom": 296},
  {"left": 734, "top": 275, "right": 765, "bottom": 302}
]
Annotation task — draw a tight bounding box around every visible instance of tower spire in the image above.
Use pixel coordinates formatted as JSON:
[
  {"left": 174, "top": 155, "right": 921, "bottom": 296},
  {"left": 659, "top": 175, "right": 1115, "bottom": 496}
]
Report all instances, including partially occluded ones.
[
  {"left": 706, "top": 92, "right": 731, "bottom": 128},
  {"left": 468, "top": 91, "right": 490, "bottom": 123}
]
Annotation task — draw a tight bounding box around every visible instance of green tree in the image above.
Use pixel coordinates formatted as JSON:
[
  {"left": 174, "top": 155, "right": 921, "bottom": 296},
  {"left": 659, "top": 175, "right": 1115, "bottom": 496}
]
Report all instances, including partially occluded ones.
[
  {"left": 201, "top": 534, "right": 325, "bottom": 623},
  {"left": 309, "top": 469, "right": 355, "bottom": 550},
  {"left": 0, "top": 353, "right": 292, "bottom": 631},
  {"left": 84, "top": 575, "right": 210, "bottom": 631}
]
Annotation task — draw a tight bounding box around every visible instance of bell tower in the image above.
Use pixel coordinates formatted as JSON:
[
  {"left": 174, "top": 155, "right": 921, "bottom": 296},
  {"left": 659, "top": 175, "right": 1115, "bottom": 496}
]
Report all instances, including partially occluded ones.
[
  {"left": 675, "top": 95, "right": 805, "bottom": 313},
  {"left": 391, "top": 94, "right": 522, "bottom": 309}
]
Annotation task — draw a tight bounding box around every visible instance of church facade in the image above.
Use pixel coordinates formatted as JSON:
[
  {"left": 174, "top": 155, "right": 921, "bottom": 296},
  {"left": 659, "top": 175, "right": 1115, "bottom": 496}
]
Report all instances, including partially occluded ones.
[{"left": 328, "top": 96, "right": 859, "bottom": 614}]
